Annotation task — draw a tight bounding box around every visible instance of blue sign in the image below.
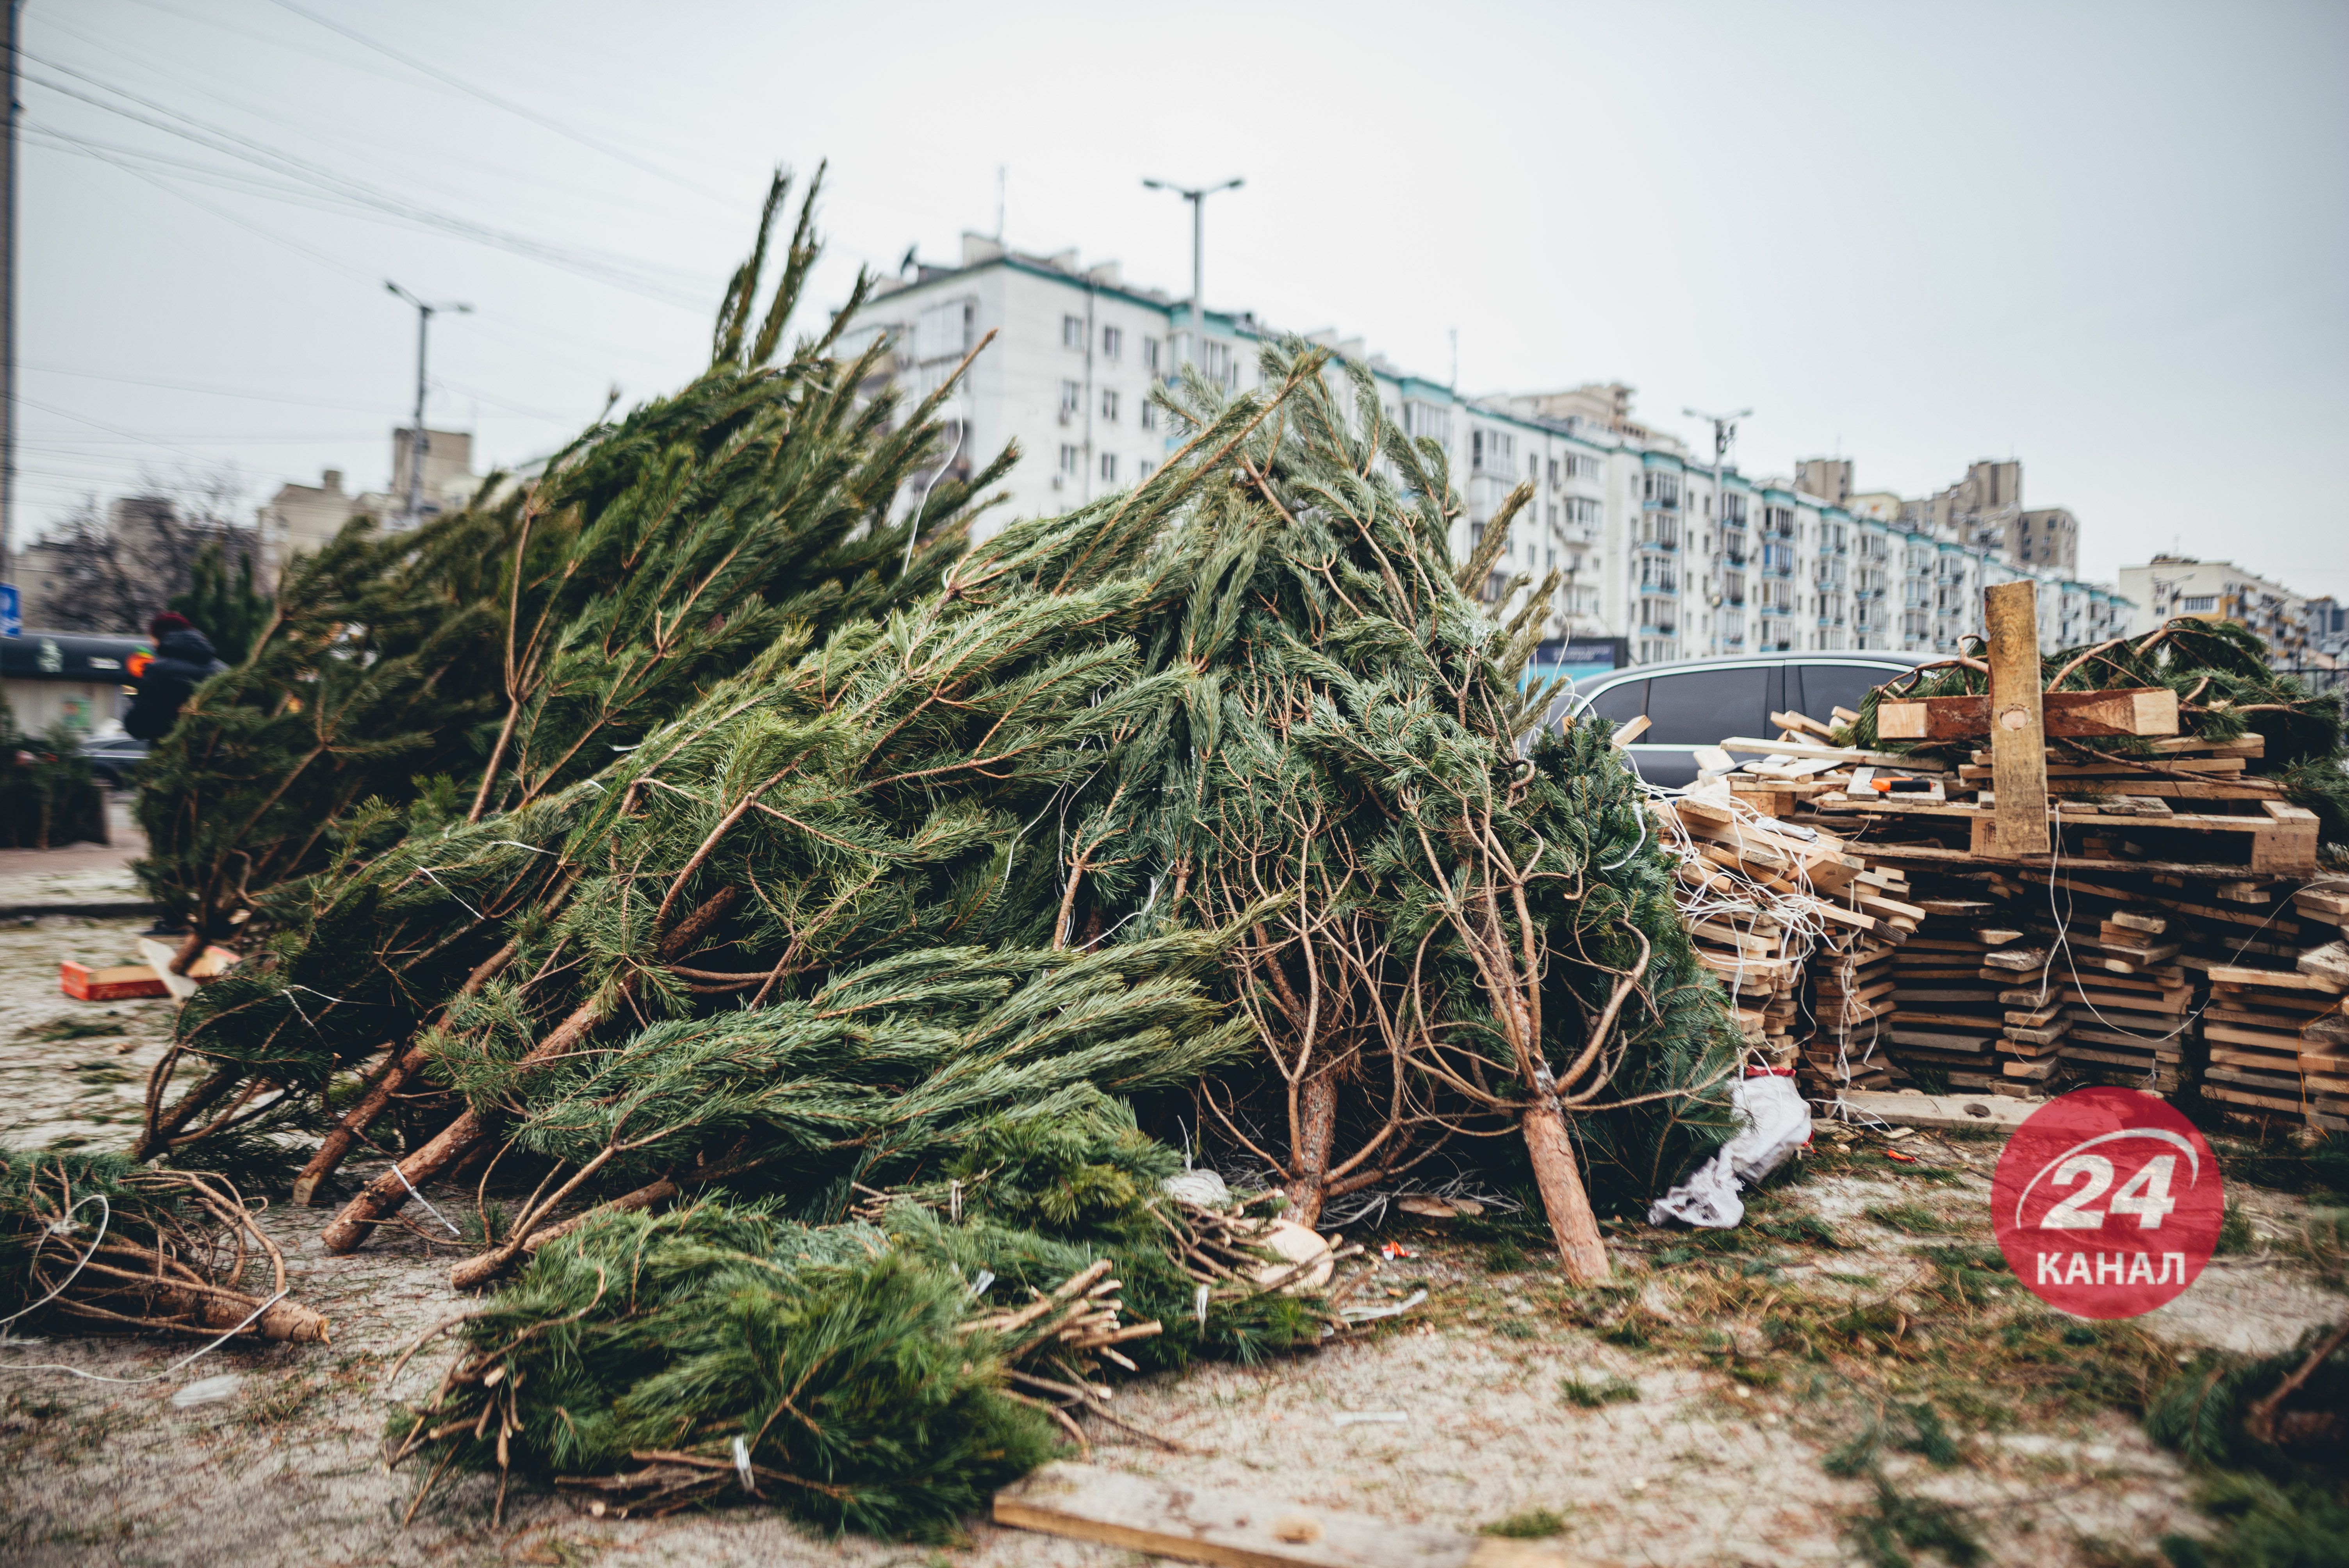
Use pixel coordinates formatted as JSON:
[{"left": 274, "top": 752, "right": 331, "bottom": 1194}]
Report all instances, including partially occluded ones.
[{"left": 0, "top": 584, "right": 19, "bottom": 639}]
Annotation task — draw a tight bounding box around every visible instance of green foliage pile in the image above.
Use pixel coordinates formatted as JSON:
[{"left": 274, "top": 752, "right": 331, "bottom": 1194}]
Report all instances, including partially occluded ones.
[
  {"left": 399, "top": 1094, "right": 1322, "bottom": 1537},
  {"left": 0, "top": 708, "right": 103, "bottom": 849},
  {"left": 1849, "top": 617, "right": 2349, "bottom": 849},
  {"left": 2145, "top": 1327, "right": 2349, "bottom": 1568},
  {"left": 134, "top": 167, "right": 1002, "bottom": 937},
  {"left": 125, "top": 181, "right": 1743, "bottom": 1536}
]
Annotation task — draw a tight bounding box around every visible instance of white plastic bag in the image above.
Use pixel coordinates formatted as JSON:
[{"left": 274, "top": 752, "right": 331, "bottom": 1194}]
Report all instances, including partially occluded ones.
[{"left": 1646, "top": 1074, "right": 1811, "bottom": 1229}]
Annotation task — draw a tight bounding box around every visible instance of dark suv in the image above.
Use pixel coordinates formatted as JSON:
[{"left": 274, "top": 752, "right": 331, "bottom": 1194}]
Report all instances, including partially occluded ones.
[{"left": 1562, "top": 653, "right": 1917, "bottom": 788}]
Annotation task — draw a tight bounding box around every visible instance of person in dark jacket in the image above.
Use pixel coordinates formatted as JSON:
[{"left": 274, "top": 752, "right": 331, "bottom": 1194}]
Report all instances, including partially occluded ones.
[{"left": 123, "top": 612, "right": 228, "bottom": 741}]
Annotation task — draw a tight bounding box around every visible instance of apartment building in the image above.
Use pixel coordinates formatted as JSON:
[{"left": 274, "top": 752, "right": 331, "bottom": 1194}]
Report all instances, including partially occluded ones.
[
  {"left": 846, "top": 237, "right": 2130, "bottom": 669},
  {"left": 2117, "top": 556, "right": 2314, "bottom": 663}
]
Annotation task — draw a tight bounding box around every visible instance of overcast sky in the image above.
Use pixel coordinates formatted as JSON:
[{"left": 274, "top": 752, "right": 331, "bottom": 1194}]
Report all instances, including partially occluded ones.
[{"left": 22, "top": 0, "right": 2349, "bottom": 593}]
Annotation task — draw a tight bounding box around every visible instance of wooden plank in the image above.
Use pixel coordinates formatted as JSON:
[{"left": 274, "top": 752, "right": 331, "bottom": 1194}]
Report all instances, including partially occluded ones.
[
  {"left": 1878, "top": 686, "right": 2180, "bottom": 741},
  {"left": 992, "top": 1463, "right": 1609, "bottom": 1568},
  {"left": 1718, "top": 736, "right": 1917, "bottom": 766},
  {"left": 1986, "top": 581, "right": 2049, "bottom": 857},
  {"left": 1834, "top": 1088, "right": 2037, "bottom": 1130}
]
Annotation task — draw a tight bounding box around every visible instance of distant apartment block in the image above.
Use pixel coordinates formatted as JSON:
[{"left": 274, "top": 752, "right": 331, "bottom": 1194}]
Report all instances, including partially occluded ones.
[
  {"left": 2117, "top": 555, "right": 2322, "bottom": 665},
  {"left": 845, "top": 237, "right": 2130, "bottom": 668}
]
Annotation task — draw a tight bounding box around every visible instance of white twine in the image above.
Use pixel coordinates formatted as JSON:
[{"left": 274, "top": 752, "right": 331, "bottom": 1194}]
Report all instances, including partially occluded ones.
[{"left": 392, "top": 1163, "right": 462, "bottom": 1236}]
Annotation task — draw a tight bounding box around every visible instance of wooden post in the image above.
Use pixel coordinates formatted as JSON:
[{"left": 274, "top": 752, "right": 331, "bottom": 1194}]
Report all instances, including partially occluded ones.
[{"left": 1984, "top": 579, "right": 2049, "bottom": 857}]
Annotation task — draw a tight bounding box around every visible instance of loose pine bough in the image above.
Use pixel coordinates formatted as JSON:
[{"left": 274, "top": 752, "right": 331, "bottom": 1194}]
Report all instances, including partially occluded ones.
[{"left": 392, "top": 1097, "right": 1326, "bottom": 1536}]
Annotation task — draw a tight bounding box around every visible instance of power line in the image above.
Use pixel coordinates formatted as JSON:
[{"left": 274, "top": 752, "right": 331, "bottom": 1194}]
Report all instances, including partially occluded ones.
[
  {"left": 43, "top": 7, "right": 691, "bottom": 228},
  {"left": 25, "top": 124, "right": 383, "bottom": 286},
  {"left": 24, "top": 54, "right": 713, "bottom": 307},
  {"left": 23, "top": 362, "right": 393, "bottom": 414},
  {"left": 262, "top": 0, "right": 739, "bottom": 207}
]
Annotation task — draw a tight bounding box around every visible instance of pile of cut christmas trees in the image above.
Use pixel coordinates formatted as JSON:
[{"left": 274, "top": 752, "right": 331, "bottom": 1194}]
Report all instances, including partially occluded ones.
[
  {"left": 7, "top": 171, "right": 1742, "bottom": 1539},
  {"left": 1649, "top": 578, "right": 2349, "bottom": 1131}
]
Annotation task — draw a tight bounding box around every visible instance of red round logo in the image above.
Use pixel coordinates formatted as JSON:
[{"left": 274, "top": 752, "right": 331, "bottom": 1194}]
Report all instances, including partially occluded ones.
[{"left": 1991, "top": 1087, "right": 2222, "bottom": 1319}]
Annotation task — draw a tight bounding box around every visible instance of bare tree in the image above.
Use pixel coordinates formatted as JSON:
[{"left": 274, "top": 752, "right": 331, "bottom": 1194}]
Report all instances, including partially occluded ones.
[{"left": 28, "top": 469, "right": 263, "bottom": 635}]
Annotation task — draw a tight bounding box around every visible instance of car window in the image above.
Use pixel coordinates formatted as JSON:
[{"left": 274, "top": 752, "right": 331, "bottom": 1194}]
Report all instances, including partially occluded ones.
[
  {"left": 1585, "top": 678, "right": 1647, "bottom": 727},
  {"left": 1643, "top": 668, "right": 1771, "bottom": 745},
  {"left": 1798, "top": 663, "right": 1898, "bottom": 723}
]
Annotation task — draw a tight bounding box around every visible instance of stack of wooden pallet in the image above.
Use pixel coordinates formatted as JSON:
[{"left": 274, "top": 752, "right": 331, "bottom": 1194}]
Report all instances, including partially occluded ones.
[{"left": 1652, "top": 793, "right": 1874, "bottom": 1072}]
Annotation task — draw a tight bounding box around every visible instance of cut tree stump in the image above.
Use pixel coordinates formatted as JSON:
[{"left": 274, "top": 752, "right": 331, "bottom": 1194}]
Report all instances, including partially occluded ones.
[{"left": 993, "top": 1462, "right": 1614, "bottom": 1568}]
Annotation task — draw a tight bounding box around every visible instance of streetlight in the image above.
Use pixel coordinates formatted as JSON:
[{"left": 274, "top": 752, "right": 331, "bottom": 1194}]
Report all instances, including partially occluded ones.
[
  {"left": 385, "top": 281, "right": 471, "bottom": 527},
  {"left": 1141, "top": 177, "right": 1242, "bottom": 365},
  {"left": 1684, "top": 406, "right": 1752, "bottom": 656}
]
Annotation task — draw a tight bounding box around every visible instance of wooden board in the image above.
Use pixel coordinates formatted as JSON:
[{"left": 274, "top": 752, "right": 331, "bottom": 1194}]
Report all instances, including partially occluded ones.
[
  {"left": 1878, "top": 686, "right": 2179, "bottom": 741},
  {"left": 1983, "top": 581, "right": 2051, "bottom": 857},
  {"left": 1834, "top": 1089, "right": 2037, "bottom": 1130},
  {"left": 993, "top": 1463, "right": 1609, "bottom": 1568}
]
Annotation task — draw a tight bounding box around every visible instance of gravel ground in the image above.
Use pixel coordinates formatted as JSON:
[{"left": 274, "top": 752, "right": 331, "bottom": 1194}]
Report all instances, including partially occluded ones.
[{"left": 2, "top": 885, "right": 2340, "bottom": 1566}]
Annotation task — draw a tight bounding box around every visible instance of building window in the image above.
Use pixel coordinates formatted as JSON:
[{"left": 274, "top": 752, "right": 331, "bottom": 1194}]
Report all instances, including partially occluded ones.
[
  {"left": 1101, "top": 324, "right": 1122, "bottom": 359},
  {"left": 1100, "top": 453, "right": 1117, "bottom": 483},
  {"left": 2181, "top": 595, "right": 2217, "bottom": 613},
  {"left": 1201, "top": 339, "right": 1232, "bottom": 386},
  {"left": 1101, "top": 389, "right": 1119, "bottom": 422},
  {"left": 1139, "top": 401, "right": 1158, "bottom": 432},
  {"left": 914, "top": 297, "right": 975, "bottom": 362},
  {"left": 1141, "top": 337, "right": 1161, "bottom": 374},
  {"left": 1062, "top": 315, "right": 1084, "bottom": 349},
  {"left": 1059, "top": 444, "right": 1080, "bottom": 477},
  {"left": 1137, "top": 460, "right": 1155, "bottom": 480},
  {"left": 1471, "top": 428, "right": 1517, "bottom": 473},
  {"left": 1546, "top": 458, "right": 1559, "bottom": 487},
  {"left": 1403, "top": 401, "right": 1451, "bottom": 445},
  {"left": 1060, "top": 380, "right": 1081, "bottom": 416}
]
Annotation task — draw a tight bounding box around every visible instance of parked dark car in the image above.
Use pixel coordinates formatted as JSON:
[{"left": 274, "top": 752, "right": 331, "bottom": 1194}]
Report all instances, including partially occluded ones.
[
  {"left": 1558, "top": 652, "right": 1918, "bottom": 789},
  {"left": 81, "top": 732, "right": 151, "bottom": 788}
]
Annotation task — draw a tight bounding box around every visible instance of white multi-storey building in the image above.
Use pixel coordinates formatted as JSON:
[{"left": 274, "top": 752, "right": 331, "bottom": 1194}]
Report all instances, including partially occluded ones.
[{"left": 846, "top": 236, "right": 2131, "bottom": 670}]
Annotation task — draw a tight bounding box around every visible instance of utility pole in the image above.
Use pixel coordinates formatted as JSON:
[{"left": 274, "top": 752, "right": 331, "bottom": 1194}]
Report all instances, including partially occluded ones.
[
  {"left": 2, "top": 0, "right": 23, "bottom": 627},
  {"left": 1141, "top": 176, "right": 1241, "bottom": 368},
  {"left": 385, "top": 282, "right": 469, "bottom": 528},
  {"left": 1684, "top": 406, "right": 1752, "bottom": 656}
]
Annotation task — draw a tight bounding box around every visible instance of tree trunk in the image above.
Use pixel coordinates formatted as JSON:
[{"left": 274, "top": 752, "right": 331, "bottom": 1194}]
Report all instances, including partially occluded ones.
[
  {"left": 292, "top": 940, "right": 520, "bottom": 1205},
  {"left": 291, "top": 1044, "right": 418, "bottom": 1206},
  {"left": 132, "top": 1062, "right": 239, "bottom": 1163},
  {"left": 1521, "top": 1096, "right": 1609, "bottom": 1283},
  {"left": 321, "top": 891, "right": 735, "bottom": 1255},
  {"left": 1282, "top": 1073, "right": 1339, "bottom": 1227}
]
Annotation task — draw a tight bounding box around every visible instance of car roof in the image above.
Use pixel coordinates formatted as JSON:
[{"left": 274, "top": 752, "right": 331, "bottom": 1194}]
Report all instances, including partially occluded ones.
[{"left": 1570, "top": 652, "right": 1917, "bottom": 693}]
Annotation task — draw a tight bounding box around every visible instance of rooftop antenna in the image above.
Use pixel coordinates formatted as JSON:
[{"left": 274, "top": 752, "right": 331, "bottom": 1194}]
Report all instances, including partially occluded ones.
[
  {"left": 1448, "top": 328, "right": 1458, "bottom": 390},
  {"left": 994, "top": 165, "right": 1004, "bottom": 244}
]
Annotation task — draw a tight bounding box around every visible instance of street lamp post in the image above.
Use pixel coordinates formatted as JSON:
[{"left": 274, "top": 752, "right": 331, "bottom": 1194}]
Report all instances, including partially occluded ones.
[
  {"left": 1141, "top": 177, "right": 1241, "bottom": 369},
  {"left": 1684, "top": 406, "right": 1751, "bottom": 656},
  {"left": 385, "top": 281, "right": 471, "bottom": 527}
]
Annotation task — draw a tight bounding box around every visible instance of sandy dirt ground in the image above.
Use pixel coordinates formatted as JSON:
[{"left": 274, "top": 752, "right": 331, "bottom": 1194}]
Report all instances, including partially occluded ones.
[{"left": 2, "top": 895, "right": 2340, "bottom": 1565}]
